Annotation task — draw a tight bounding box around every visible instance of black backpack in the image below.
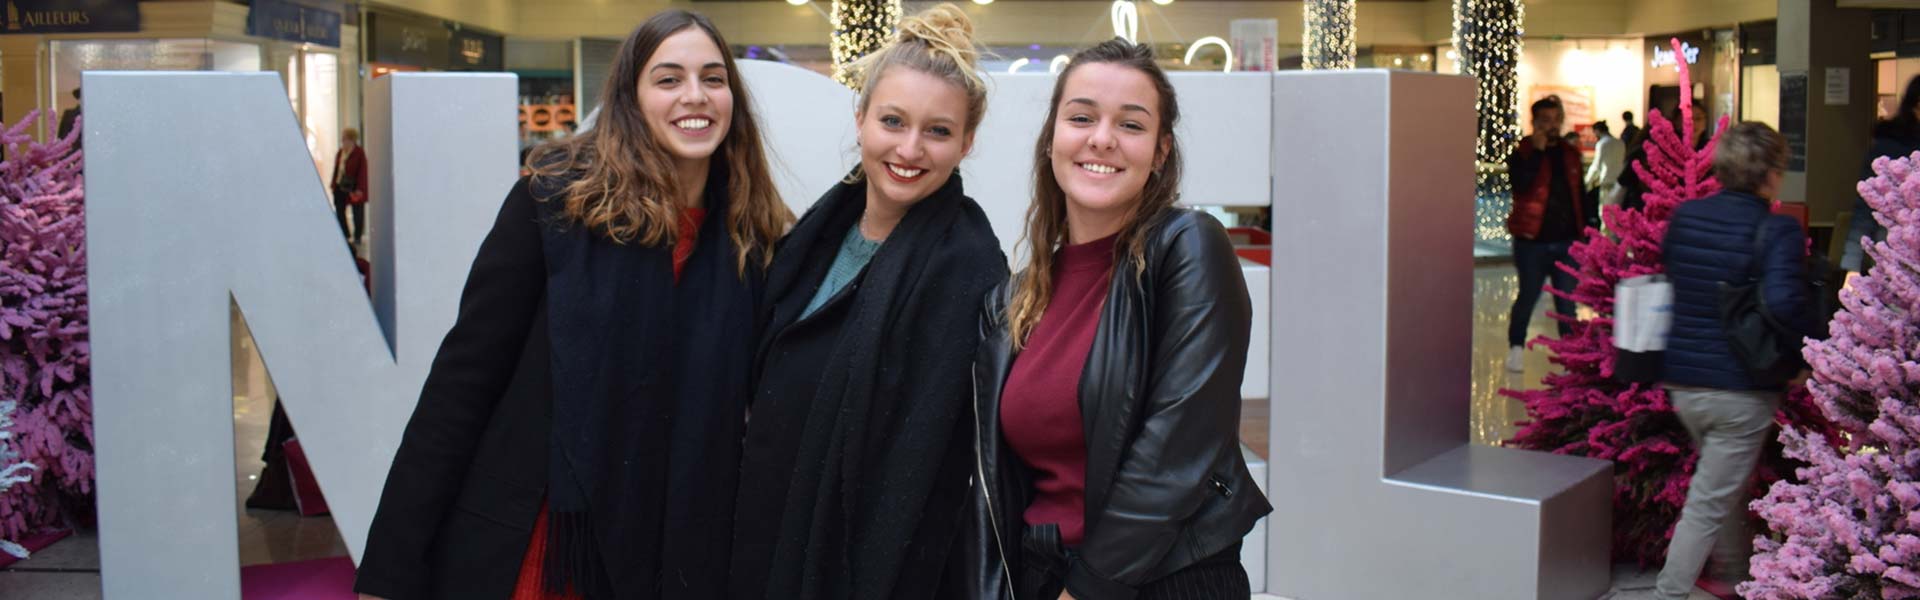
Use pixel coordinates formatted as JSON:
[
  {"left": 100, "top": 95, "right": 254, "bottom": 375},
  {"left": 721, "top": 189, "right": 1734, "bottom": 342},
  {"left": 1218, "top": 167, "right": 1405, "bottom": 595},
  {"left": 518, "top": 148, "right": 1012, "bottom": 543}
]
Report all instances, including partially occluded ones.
[{"left": 1715, "top": 217, "right": 1822, "bottom": 386}]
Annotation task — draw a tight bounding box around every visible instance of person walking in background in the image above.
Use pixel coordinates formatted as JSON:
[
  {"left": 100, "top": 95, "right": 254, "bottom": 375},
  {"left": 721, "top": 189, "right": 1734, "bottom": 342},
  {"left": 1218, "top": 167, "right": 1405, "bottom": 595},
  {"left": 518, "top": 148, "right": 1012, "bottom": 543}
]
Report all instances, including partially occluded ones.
[
  {"left": 1586, "top": 120, "right": 1626, "bottom": 208},
  {"left": 1843, "top": 75, "right": 1920, "bottom": 274},
  {"left": 332, "top": 128, "right": 369, "bottom": 250},
  {"left": 58, "top": 88, "right": 82, "bottom": 148},
  {"left": 1503, "top": 95, "right": 1590, "bottom": 373},
  {"left": 1691, "top": 100, "right": 1713, "bottom": 152},
  {"left": 1621, "top": 110, "right": 1642, "bottom": 154},
  {"left": 1655, "top": 122, "right": 1812, "bottom": 600},
  {"left": 968, "top": 38, "right": 1270, "bottom": 600}
]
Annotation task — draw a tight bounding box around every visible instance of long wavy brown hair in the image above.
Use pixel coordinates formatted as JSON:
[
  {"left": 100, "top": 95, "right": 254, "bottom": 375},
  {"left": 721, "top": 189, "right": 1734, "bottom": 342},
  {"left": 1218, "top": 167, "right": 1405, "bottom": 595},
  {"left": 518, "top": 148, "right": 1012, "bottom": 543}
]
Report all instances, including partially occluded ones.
[
  {"left": 529, "top": 10, "right": 791, "bottom": 272},
  {"left": 1007, "top": 39, "right": 1184, "bottom": 350}
]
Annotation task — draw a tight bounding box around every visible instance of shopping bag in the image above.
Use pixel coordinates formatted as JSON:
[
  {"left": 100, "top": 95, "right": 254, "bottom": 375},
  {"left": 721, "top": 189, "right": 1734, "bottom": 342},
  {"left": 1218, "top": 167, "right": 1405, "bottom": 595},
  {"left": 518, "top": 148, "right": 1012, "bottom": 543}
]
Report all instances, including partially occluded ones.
[
  {"left": 283, "top": 437, "right": 331, "bottom": 517},
  {"left": 1613, "top": 274, "right": 1672, "bottom": 384}
]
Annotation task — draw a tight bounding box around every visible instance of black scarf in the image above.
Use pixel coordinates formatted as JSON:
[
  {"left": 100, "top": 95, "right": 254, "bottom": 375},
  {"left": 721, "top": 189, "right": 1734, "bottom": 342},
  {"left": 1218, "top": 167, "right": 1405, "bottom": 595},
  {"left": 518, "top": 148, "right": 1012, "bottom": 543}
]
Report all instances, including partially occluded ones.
[
  {"left": 536, "top": 167, "right": 760, "bottom": 598},
  {"left": 737, "top": 173, "right": 1007, "bottom": 599}
]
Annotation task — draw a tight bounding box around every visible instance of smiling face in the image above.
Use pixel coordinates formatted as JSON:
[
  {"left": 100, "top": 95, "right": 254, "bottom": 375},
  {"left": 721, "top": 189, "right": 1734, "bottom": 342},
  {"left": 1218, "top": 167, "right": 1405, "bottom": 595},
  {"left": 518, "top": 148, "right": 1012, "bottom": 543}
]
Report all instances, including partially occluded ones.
[
  {"left": 1049, "top": 63, "right": 1166, "bottom": 237},
  {"left": 638, "top": 29, "right": 734, "bottom": 170},
  {"left": 857, "top": 66, "right": 974, "bottom": 211}
]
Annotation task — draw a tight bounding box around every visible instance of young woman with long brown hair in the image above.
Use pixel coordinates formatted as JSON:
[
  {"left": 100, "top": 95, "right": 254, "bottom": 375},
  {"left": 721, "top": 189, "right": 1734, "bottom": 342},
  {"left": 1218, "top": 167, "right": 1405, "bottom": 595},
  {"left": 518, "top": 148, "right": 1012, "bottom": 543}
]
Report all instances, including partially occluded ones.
[
  {"left": 354, "top": 10, "right": 790, "bottom": 600},
  {"left": 968, "top": 39, "right": 1271, "bottom": 600},
  {"left": 728, "top": 5, "right": 1006, "bottom": 599}
]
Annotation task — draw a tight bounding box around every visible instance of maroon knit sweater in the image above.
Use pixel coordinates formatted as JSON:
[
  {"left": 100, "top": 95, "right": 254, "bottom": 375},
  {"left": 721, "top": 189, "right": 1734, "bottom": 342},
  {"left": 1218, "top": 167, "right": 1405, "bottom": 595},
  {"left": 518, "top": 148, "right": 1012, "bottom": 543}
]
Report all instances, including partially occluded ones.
[{"left": 1000, "top": 233, "right": 1114, "bottom": 546}]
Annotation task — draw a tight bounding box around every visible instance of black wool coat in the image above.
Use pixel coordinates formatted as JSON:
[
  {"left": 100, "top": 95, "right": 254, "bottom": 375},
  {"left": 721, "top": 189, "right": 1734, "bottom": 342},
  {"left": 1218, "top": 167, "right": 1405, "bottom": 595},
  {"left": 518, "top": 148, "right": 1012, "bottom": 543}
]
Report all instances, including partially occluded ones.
[
  {"left": 730, "top": 173, "right": 1007, "bottom": 600},
  {"left": 355, "top": 172, "right": 761, "bottom": 600}
]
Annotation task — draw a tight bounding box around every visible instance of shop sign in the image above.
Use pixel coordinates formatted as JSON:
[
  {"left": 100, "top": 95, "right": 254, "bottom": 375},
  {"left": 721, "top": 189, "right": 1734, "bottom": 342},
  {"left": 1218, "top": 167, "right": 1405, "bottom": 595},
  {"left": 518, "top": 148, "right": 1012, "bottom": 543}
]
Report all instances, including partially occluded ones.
[
  {"left": 248, "top": 0, "right": 343, "bottom": 48},
  {"left": 369, "top": 10, "right": 451, "bottom": 69},
  {"left": 1649, "top": 41, "right": 1699, "bottom": 71},
  {"left": 449, "top": 27, "right": 503, "bottom": 71},
  {"left": 1, "top": 0, "right": 139, "bottom": 34}
]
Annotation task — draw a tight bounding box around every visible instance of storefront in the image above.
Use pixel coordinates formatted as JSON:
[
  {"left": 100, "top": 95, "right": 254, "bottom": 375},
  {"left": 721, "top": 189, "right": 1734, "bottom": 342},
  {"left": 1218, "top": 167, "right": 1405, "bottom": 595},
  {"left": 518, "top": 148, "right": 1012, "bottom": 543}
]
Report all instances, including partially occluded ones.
[
  {"left": 1643, "top": 28, "right": 1739, "bottom": 136},
  {"left": 247, "top": 0, "right": 354, "bottom": 183},
  {"left": 1434, "top": 37, "right": 1647, "bottom": 151},
  {"left": 1740, "top": 20, "right": 1778, "bottom": 128},
  {"left": 0, "top": 0, "right": 356, "bottom": 179},
  {"left": 363, "top": 7, "right": 503, "bottom": 77},
  {"left": 508, "top": 37, "right": 575, "bottom": 148},
  {"left": 1867, "top": 10, "right": 1920, "bottom": 121}
]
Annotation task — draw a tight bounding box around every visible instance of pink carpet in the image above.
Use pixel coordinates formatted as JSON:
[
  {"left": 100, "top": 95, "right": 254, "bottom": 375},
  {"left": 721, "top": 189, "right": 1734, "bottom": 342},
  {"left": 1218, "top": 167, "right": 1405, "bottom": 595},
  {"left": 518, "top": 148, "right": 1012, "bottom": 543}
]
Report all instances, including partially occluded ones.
[
  {"left": 240, "top": 556, "right": 357, "bottom": 600},
  {"left": 0, "top": 529, "right": 72, "bottom": 569}
]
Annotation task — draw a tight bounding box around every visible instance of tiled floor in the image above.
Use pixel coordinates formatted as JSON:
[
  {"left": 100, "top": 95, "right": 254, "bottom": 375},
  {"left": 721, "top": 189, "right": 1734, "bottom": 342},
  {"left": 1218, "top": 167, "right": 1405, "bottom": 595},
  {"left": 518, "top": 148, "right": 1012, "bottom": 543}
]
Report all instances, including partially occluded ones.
[
  {"left": 3, "top": 265, "right": 1720, "bottom": 599},
  {"left": 1238, "top": 264, "right": 1553, "bottom": 459}
]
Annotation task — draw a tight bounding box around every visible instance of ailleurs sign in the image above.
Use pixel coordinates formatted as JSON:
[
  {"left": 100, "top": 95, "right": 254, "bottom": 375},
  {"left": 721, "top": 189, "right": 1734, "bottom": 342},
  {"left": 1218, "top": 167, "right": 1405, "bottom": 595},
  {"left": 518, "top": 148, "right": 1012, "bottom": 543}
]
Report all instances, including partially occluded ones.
[{"left": 2, "top": 0, "right": 138, "bottom": 34}]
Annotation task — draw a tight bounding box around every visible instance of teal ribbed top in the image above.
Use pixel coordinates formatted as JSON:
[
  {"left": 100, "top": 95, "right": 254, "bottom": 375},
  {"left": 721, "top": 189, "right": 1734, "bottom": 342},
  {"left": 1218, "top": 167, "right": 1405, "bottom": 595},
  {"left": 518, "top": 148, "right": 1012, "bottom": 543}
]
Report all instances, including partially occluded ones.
[{"left": 800, "top": 224, "right": 883, "bottom": 319}]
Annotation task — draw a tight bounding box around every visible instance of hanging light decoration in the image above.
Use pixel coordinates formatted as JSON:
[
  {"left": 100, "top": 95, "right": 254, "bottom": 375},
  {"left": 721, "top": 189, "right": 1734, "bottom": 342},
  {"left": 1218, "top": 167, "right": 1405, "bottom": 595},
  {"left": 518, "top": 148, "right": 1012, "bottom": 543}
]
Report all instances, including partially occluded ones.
[
  {"left": 832, "top": 0, "right": 902, "bottom": 88},
  {"left": 1110, "top": 0, "right": 1139, "bottom": 43},
  {"left": 1182, "top": 36, "right": 1234, "bottom": 73},
  {"left": 1453, "top": 0, "right": 1524, "bottom": 244},
  {"left": 1302, "top": 0, "right": 1355, "bottom": 70}
]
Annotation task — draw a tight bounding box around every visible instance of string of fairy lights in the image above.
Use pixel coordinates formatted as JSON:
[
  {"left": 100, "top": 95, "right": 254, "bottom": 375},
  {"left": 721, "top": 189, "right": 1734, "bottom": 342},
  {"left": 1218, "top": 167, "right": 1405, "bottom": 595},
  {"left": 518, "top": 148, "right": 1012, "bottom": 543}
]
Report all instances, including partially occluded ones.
[
  {"left": 1453, "top": 0, "right": 1524, "bottom": 179},
  {"left": 1453, "top": 0, "right": 1524, "bottom": 245},
  {"left": 1303, "top": 0, "right": 1355, "bottom": 70},
  {"left": 831, "top": 0, "right": 902, "bottom": 88}
]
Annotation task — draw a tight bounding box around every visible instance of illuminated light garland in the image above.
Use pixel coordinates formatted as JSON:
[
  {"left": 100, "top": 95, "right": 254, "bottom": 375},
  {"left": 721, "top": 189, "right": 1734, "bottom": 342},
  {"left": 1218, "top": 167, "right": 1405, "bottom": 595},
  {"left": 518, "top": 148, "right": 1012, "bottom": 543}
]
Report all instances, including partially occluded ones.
[
  {"left": 831, "top": 0, "right": 902, "bottom": 88},
  {"left": 1049, "top": 54, "right": 1071, "bottom": 74},
  {"left": 1110, "top": 0, "right": 1138, "bottom": 43},
  {"left": 1302, "top": 0, "right": 1355, "bottom": 70},
  {"left": 1182, "top": 36, "right": 1233, "bottom": 73},
  {"left": 1453, "top": 0, "right": 1524, "bottom": 246}
]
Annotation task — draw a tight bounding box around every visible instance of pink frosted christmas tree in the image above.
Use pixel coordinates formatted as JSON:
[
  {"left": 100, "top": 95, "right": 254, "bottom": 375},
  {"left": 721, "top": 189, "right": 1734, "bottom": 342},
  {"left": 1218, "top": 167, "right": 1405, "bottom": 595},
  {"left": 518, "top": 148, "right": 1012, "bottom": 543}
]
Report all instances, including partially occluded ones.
[
  {"left": 1741, "top": 153, "right": 1920, "bottom": 599},
  {"left": 1502, "top": 38, "right": 1839, "bottom": 565},
  {"left": 0, "top": 112, "right": 93, "bottom": 542}
]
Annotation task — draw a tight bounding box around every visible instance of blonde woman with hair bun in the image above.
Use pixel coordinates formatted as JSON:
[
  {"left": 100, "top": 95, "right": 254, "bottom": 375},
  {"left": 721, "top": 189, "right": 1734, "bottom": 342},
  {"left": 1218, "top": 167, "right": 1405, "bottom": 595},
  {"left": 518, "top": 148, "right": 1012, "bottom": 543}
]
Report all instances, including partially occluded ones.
[{"left": 729, "top": 4, "right": 1007, "bottom": 599}]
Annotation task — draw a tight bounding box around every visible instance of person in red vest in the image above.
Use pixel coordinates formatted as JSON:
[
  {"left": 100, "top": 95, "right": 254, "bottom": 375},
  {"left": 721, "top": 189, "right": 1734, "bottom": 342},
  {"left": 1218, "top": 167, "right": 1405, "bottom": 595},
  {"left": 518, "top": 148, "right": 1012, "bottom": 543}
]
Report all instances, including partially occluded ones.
[
  {"left": 1504, "top": 95, "right": 1592, "bottom": 372},
  {"left": 332, "top": 128, "right": 369, "bottom": 249}
]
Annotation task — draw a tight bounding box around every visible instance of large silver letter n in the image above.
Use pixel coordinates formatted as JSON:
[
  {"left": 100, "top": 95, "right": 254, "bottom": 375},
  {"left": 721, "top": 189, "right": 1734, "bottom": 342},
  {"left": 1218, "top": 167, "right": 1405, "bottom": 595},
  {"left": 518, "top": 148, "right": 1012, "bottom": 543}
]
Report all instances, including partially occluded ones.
[{"left": 84, "top": 72, "right": 517, "bottom": 599}]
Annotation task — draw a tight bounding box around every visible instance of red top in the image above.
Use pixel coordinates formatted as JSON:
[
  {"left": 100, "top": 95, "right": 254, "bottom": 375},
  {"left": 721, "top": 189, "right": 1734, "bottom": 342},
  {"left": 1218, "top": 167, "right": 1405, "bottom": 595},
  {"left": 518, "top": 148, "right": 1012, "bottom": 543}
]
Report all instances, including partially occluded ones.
[
  {"left": 1000, "top": 233, "right": 1115, "bottom": 546},
  {"left": 672, "top": 208, "right": 707, "bottom": 281},
  {"left": 511, "top": 207, "right": 706, "bottom": 600}
]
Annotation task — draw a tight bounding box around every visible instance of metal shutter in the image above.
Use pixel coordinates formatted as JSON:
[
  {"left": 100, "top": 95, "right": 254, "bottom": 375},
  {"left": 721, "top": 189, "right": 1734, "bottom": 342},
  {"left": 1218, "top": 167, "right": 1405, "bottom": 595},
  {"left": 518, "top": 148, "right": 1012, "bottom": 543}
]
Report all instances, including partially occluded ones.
[{"left": 578, "top": 38, "right": 623, "bottom": 120}]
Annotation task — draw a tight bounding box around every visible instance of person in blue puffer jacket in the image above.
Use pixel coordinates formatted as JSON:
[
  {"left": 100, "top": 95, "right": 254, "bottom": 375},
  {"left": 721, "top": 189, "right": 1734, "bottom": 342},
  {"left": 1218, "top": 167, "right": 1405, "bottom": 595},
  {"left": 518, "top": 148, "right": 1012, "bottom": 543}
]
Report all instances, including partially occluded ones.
[{"left": 1653, "top": 121, "right": 1814, "bottom": 600}]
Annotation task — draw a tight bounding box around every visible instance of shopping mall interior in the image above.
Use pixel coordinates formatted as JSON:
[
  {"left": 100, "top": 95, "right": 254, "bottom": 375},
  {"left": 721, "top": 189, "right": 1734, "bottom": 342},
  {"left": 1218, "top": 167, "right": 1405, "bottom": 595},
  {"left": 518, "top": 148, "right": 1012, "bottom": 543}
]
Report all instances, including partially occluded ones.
[{"left": 0, "top": 0, "right": 1913, "bottom": 598}]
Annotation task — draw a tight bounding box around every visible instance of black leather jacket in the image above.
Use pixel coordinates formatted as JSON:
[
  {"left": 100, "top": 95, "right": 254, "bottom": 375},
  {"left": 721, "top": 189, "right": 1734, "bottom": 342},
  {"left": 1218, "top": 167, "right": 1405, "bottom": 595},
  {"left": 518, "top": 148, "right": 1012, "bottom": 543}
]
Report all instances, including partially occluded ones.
[{"left": 966, "top": 209, "right": 1272, "bottom": 600}]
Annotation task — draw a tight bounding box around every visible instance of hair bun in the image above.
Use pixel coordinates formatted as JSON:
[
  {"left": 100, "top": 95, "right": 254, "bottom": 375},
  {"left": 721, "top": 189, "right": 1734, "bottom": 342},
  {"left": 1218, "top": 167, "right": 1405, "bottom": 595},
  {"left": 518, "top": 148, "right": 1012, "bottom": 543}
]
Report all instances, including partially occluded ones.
[{"left": 895, "top": 3, "right": 979, "bottom": 72}]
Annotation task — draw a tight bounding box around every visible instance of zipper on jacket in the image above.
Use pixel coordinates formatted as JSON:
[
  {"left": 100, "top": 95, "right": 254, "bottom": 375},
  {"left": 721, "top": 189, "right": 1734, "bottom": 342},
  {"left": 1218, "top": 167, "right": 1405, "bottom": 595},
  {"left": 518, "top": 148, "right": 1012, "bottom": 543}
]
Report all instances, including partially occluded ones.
[
  {"left": 973, "top": 374, "right": 1017, "bottom": 598},
  {"left": 1210, "top": 475, "right": 1233, "bottom": 498}
]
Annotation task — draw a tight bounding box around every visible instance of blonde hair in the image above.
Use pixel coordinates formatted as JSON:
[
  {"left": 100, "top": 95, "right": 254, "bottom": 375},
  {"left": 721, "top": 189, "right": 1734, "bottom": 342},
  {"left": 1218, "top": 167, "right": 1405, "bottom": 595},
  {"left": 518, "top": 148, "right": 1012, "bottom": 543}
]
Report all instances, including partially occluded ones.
[
  {"left": 1712, "top": 121, "right": 1787, "bottom": 193},
  {"left": 845, "top": 4, "right": 989, "bottom": 137}
]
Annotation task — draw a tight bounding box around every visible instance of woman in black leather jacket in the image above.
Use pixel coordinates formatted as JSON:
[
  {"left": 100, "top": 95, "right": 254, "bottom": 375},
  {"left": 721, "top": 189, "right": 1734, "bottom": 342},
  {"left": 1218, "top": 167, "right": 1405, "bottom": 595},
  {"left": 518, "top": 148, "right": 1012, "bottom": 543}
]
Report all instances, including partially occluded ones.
[{"left": 967, "top": 38, "right": 1271, "bottom": 600}]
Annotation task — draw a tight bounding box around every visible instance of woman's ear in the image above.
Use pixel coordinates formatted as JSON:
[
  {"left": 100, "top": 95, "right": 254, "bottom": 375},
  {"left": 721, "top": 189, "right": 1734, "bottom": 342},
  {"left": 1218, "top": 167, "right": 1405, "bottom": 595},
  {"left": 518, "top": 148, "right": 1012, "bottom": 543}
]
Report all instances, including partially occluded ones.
[{"left": 1155, "top": 134, "right": 1172, "bottom": 171}]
